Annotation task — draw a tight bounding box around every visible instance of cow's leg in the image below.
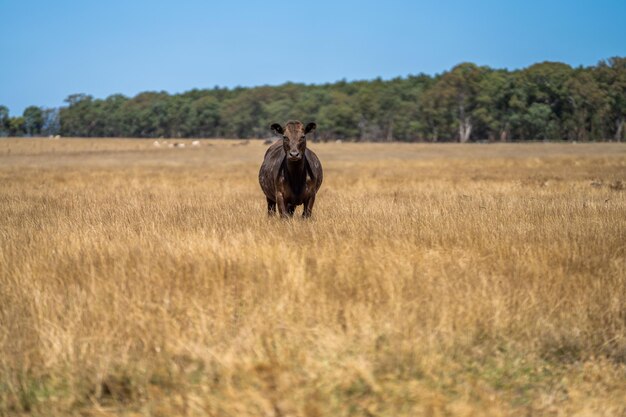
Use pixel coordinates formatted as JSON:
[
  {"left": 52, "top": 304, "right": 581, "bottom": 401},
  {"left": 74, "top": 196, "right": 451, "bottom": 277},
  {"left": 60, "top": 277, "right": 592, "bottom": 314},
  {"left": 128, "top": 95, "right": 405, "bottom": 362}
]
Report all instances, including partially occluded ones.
[
  {"left": 303, "top": 194, "right": 316, "bottom": 218},
  {"left": 276, "top": 192, "right": 289, "bottom": 218},
  {"left": 287, "top": 204, "right": 296, "bottom": 216},
  {"left": 267, "top": 198, "right": 276, "bottom": 215}
]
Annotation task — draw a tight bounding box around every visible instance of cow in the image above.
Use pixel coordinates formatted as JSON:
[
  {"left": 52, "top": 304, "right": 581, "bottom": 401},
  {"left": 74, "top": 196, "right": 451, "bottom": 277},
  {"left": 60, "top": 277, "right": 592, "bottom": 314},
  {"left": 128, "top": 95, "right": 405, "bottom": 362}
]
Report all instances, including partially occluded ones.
[{"left": 258, "top": 121, "right": 323, "bottom": 218}]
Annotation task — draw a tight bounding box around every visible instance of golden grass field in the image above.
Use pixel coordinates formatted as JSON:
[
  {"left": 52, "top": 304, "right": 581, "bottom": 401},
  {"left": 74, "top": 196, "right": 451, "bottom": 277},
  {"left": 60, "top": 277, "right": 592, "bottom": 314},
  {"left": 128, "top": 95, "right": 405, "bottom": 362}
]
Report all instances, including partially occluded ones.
[{"left": 1, "top": 138, "right": 625, "bottom": 416}]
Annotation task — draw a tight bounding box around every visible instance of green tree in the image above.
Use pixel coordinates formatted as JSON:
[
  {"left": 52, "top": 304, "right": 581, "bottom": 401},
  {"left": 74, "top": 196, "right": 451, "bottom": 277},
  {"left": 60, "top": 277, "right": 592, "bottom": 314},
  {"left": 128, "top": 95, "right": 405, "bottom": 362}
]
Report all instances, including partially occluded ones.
[
  {"left": 523, "top": 103, "right": 553, "bottom": 140},
  {"left": 474, "top": 70, "right": 515, "bottom": 141},
  {"left": 123, "top": 91, "right": 170, "bottom": 137},
  {"left": 595, "top": 57, "right": 626, "bottom": 141},
  {"left": 264, "top": 98, "right": 299, "bottom": 127},
  {"left": 421, "top": 63, "right": 487, "bottom": 142},
  {"left": 0, "top": 105, "right": 9, "bottom": 136},
  {"left": 23, "top": 106, "right": 43, "bottom": 136},
  {"left": 60, "top": 94, "right": 94, "bottom": 136},
  {"left": 8, "top": 116, "right": 24, "bottom": 136},
  {"left": 518, "top": 62, "right": 573, "bottom": 140},
  {"left": 190, "top": 95, "right": 221, "bottom": 137},
  {"left": 98, "top": 94, "right": 128, "bottom": 137},
  {"left": 41, "top": 108, "right": 61, "bottom": 136},
  {"left": 390, "top": 74, "right": 431, "bottom": 141},
  {"left": 220, "top": 89, "right": 267, "bottom": 138},
  {"left": 354, "top": 81, "right": 383, "bottom": 141},
  {"left": 14, "top": 56, "right": 626, "bottom": 142},
  {"left": 563, "top": 69, "right": 609, "bottom": 141},
  {"left": 317, "top": 91, "right": 359, "bottom": 140},
  {"left": 378, "top": 77, "right": 408, "bottom": 141}
]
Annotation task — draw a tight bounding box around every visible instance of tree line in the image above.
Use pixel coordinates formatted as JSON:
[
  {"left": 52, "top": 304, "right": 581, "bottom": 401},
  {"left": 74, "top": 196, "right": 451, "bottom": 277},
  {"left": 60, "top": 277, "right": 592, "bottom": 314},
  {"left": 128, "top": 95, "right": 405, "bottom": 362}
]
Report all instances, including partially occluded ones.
[{"left": 1, "top": 57, "right": 624, "bottom": 142}]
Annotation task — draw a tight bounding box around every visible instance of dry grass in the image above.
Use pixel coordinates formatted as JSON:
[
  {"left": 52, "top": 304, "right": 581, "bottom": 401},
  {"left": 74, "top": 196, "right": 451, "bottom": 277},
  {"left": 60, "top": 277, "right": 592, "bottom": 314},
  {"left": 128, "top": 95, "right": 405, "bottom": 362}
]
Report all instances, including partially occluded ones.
[{"left": 1, "top": 138, "right": 625, "bottom": 416}]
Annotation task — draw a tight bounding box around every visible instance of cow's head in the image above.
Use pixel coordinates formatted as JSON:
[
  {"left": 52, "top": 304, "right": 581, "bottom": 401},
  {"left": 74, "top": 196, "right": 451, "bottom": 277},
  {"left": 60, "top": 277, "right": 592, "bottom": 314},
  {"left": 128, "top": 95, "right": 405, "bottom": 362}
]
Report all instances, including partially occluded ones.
[{"left": 270, "top": 121, "right": 316, "bottom": 162}]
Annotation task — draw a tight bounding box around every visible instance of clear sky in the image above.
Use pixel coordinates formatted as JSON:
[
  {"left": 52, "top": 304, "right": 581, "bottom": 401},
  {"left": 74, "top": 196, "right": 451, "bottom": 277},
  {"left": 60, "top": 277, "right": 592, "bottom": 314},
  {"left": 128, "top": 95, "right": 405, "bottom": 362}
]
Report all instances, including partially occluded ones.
[{"left": 1, "top": 0, "right": 625, "bottom": 115}]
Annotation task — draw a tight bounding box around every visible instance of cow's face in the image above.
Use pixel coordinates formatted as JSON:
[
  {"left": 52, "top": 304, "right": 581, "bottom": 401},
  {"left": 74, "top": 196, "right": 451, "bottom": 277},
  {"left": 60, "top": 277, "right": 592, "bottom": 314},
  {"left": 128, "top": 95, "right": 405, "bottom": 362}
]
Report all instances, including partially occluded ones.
[{"left": 271, "top": 121, "right": 316, "bottom": 162}]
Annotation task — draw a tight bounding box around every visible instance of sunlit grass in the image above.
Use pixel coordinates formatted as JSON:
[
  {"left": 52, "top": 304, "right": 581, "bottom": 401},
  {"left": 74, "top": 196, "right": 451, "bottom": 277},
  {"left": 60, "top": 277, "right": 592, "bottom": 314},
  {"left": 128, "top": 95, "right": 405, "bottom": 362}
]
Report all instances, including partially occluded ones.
[{"left": 1, "top": 139, "right": 625, "bottom": 416}]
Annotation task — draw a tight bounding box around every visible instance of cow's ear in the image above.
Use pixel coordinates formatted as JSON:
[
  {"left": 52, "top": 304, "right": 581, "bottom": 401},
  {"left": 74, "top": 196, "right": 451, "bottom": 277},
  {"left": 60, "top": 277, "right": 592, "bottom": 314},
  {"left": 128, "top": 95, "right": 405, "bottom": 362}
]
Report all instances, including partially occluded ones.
[
  {"left": 270, "top": 123, "right": 284, "bottom": 135},
  {"left": 304, "top": 122, "right": 316, "bottom": 134}
]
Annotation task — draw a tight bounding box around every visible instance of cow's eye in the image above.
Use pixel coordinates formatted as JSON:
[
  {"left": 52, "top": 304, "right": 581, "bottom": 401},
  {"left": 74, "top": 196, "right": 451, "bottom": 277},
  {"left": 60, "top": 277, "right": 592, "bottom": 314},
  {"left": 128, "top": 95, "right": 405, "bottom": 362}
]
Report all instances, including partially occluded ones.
[{"left": 300, "top": 136, "right": 306, "bottom": 140}]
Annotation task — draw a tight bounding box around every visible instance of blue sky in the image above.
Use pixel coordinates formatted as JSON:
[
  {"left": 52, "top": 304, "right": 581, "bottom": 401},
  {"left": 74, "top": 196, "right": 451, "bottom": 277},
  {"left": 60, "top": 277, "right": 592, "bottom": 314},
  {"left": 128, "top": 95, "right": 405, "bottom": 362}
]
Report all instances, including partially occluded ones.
[{"left": 1, "top": 0, "right": 625, "bottom": 115}]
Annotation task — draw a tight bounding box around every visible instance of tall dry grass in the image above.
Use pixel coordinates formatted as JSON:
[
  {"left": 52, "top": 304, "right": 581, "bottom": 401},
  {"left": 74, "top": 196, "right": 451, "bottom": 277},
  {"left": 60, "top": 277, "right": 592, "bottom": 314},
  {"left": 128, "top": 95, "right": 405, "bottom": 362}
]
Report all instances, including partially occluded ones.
[{"left": 1, "top": 139, "right": 625, "bottom": 416}]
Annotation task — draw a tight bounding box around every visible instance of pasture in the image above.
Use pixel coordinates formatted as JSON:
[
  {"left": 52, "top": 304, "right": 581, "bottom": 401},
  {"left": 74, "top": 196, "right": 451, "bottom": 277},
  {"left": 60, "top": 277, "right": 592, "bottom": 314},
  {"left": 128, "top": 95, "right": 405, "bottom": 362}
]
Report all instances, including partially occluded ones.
[{"left": 0, "top": 138, "right": 625, "bottom": 416}]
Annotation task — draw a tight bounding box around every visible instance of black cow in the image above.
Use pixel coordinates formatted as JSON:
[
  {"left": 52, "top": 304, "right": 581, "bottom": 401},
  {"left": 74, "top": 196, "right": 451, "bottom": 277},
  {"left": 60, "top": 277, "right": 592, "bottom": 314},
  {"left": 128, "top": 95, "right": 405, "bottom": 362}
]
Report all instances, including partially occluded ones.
[{"left": 258, "top": 121, "right": 323, "bottom": 218}]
